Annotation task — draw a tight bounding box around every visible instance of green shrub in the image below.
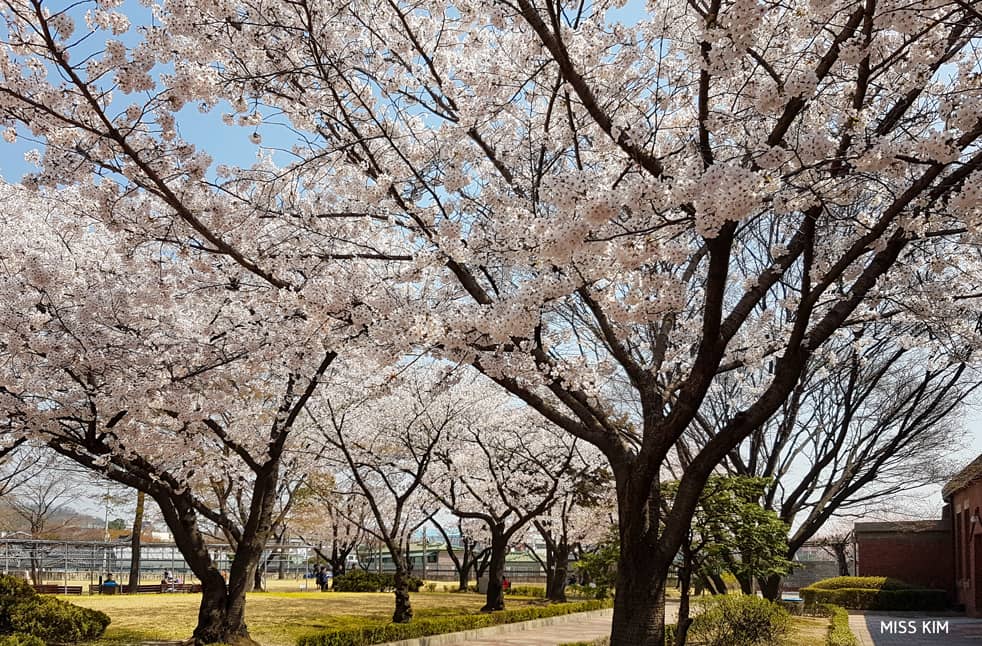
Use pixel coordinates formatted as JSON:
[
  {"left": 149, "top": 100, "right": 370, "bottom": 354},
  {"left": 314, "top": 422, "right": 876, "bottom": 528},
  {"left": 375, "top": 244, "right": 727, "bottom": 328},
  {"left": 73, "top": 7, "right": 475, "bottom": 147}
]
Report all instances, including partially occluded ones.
[
  {"left": 688, "top": 595, "right": 790, "bottom": 646},
  {"left": 0, "top": 577, "right": 36, "bottom": 635},
  {"left": 0, "top": 634, "right": 44, "bottom": 646},
  {"left": 331, "top": 571, "right": 421, "bottom": 593},
  {"left": 332, "top": 571, "right": 392, "bottom": 592},
  {"left": 800, "top": 586, "right": 946, "bottom": 611},
  {"left": 504, "top": 585, "right": 544, "bottom": 598},
  {"left": 296, "top": 599, "right": 612, "bottom": 646},
  {"left": 825, "top": 605, "right": 859, "bottom": 646},
  {"left": 424, "top": 582, "right": 437, "bottom": 592},
  {"left": 0, "top": 575, "right": 110, "bottom": 643},
  {"left": 808, "top": 576, "right": 916, "bottom": 591},
  {"left": 8, "top": 596, "right": 111, "bottom": 642}
]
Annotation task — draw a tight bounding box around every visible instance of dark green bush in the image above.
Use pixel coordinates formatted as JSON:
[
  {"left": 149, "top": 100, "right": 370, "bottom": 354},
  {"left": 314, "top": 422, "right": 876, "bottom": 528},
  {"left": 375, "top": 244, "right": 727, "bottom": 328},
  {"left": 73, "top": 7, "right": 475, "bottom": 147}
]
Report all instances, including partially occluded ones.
[
  {"left": 800, "top": 586, "right": 946, "bottom": 611},
  {"left": 825, "top": 604, "right": 859, "bottom": 646},
  {"left": 0, "top": 575, "right": 110, "bottom": 642},
  {"left": 296, "top": 599, "right": 612, "bottom": 646},
  {"left": 8, "top": 596, "right": 111, "bottom": 642},
  {"left": 332, "top": 571, "right": 393, "bottom": 592},
  {"left": 808, "top": 576, "right": 916, "bottom": 591},
  {"left": 688, "top": 595, "right": 790, "bottom": 646},
  {"left": 504, "top": 585, "right": 544, "bottom": 598}
]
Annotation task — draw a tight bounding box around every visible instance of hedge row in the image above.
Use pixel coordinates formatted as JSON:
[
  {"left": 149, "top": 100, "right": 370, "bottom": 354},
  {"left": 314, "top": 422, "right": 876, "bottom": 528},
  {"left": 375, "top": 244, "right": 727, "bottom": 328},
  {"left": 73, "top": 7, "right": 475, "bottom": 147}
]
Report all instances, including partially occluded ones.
[
  {"left": 296, "top": 599, "right": 612, "bottom": 646},
  {"left": 807, "top": 576, "right": 916, "bottom": 591},
  {"left": 331, "top": 570, "right": 422, "bottom": 593},
  {"left": 825, "top": 605, "right": 859, "bottom": 646},
  {"left": 800, "top": 586, "right": 947, "bottom": 611}
]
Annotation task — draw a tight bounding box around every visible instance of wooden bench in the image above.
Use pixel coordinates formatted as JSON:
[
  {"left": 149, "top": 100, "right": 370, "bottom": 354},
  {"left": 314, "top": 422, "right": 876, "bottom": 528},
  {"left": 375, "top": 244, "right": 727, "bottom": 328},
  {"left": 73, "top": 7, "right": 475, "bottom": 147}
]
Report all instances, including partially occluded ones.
[
  {"left": 32, "top": 584, "right": 82, "bottom": 595},
  {"left": 88, "top": 582, "right": 202, "bottom": 594}
]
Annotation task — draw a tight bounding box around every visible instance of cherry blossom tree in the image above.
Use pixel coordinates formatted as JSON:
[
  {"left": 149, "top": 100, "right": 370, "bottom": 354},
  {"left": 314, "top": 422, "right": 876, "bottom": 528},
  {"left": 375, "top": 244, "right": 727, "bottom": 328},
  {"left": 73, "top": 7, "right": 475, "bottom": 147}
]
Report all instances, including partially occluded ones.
[
  {"left": 290, "top": 472, "right": 369, "bottom": 578},
  {"left": 0, "top": 183, "right": 346, "bottom": 645},
  {"left": 306, "top": 363, "right": 468, "bottom": 623},
  {"left": 2, "top": 1, "right": 982, "bottom": 644},
  {"left": 430, "top": 515, "right": 490, "bottom": 591},
  {"left": 529, "top": 462, "right": 614, "bottom": 601},
  {"left": 426, "top": 404, "right": 581, "bottom": 611}
]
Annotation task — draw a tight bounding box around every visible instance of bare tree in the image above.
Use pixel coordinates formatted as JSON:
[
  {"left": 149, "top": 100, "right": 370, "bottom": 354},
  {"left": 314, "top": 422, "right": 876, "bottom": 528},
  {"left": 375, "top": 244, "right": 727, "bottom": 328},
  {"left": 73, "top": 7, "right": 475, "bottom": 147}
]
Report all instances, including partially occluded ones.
[
  {"left": 688, "top": 331, "right": 978, "bottom": 597},
  {"left": 5, "top": 459, "right": 80, "bottom": 584}
]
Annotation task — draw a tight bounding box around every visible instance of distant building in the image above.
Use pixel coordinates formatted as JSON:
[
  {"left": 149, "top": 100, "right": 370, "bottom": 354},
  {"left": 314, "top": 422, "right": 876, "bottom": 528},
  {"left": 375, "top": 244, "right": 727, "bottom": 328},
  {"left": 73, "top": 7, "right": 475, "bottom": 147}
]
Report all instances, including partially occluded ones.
[
  {"left": 851, "top": 453, "right": 982, "bottom": 616},
  {"left": 943, "top": 453, "right": 982, "bottom": 616}
]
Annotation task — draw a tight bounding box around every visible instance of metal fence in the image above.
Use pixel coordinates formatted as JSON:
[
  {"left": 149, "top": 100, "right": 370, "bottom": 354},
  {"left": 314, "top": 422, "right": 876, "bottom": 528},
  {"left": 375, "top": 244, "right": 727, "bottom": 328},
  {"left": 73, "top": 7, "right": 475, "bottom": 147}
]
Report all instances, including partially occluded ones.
[{"left": 0, "top": 538, "right": 548, "bottom": 586}]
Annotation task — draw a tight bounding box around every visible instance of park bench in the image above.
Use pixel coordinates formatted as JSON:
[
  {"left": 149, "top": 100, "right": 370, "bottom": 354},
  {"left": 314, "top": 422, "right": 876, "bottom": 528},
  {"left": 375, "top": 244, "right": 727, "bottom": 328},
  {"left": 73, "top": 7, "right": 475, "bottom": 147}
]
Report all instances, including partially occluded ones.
[
  {"left": 88, "top": 582, "right": 202, "bottom": 594},
  {"left": 32, "top": 584, "right": 82, "bottom": 595}
]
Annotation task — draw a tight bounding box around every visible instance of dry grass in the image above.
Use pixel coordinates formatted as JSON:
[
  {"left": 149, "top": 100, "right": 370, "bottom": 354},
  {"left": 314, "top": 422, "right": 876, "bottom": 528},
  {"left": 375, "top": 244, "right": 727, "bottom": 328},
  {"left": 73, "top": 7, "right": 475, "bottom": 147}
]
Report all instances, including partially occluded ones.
[
  {"left": 783, "top": 615, "right": 832, "bottom": 646},
  {"left": 68, "top": 590, "right": 545, "bottom": 646}
]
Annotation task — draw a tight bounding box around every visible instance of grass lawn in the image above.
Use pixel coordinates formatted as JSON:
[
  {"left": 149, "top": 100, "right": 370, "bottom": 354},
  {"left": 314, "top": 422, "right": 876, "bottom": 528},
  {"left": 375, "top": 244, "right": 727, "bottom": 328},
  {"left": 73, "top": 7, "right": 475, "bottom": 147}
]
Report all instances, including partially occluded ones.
[
  {"left": 67, "top": 591, "right": 546, "bottom": 646},
  {"left": 783, "top": 615, "right": 833, "bottom": 646}
]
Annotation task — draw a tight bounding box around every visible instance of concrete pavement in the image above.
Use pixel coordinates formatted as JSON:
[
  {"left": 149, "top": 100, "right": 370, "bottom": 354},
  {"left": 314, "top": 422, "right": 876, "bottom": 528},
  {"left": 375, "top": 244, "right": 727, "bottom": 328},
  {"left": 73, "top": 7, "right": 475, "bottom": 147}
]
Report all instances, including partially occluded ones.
[{"left": 849, "top": 612, "right": 982, "bottom": 645}]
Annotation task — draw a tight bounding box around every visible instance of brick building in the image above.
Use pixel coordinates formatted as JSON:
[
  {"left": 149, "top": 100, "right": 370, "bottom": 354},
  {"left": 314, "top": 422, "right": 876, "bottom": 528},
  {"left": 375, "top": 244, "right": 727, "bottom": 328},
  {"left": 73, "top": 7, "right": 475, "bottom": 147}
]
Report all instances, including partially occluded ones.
[
  {"left": 943, "top": 453, "right": 982, "bottom": 616},
  {"left": 852, "top": 454, "right": 982, "bottom": 616},
  {"left": 854, "top": 519, "right": 954, "bottom": 598}
]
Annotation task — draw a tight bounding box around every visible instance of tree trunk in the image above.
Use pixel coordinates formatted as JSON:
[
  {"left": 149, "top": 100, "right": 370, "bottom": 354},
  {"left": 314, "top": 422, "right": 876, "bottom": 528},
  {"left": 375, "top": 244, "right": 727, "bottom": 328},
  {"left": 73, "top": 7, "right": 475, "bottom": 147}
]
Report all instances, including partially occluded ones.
[
  {"left": 482, "top": 532, "right": 507, "bottom": 612},
  {"left": 392, "top": 561, "right": 414, "bottom": 623},
  {"left": 610, "top": 543, "right": 669, "bottom": 646},
  {"left": 736, "top": 571, "right": 753, "bottom": 595},
  {"left": 194, "top": 569, "right": 256, "bottom": 646},
  {"left": 760, "top": 573, "right": 781, "bottom": 601},
  {"left": 547, "top": 543, "right": 570, "bottom": 602},
  {"left": 253, "top": 562, "right": 265, "bottom": 592},
  {"left": 674, "top": 559, "right": 693, "bottom": 646},
  {"left": 833, "top": 544, "right": 850, "bottom": 576},
  {"left": 458, "top": 560, "right": 470, "bottom": 592},
  {"left": 128, "top": 490, "right": 145, "bottom": 592}
]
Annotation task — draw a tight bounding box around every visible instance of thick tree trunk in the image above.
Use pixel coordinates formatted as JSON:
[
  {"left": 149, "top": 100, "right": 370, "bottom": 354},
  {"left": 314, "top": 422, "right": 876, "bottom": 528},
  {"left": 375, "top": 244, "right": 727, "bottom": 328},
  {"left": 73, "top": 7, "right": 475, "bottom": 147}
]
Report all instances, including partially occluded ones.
[
  {"left": 736, "top": 571, "right": 753, "bottom": 595},
  {"left": 392, "top": 562, "right": 414, "bottom": 623},
  {"left": 610, "top": 545, "right": 669, "bottom": 646},
  {"left": 458, "top": 561, "right": 469, "bottom": 592},
  {"left": 547, "top": 543, "right": 570, "bottom": 602},
  {"left": 481, "top": 532, "right": 507, "bottom": 612},
  {"left": 128, "top": 490, "right": 145, "bottom": 592},
  {"left": 760, "top": 573, "right": 781, "bottom": 601},
  {"left": 194, "top": 569, "right": 255, "bottom": 646}
]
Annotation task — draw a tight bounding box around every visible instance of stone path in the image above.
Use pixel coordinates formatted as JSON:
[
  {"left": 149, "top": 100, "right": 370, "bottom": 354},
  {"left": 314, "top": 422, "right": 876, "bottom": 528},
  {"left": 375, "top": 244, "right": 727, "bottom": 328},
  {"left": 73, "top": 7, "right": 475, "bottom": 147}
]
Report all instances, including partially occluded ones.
[
  {"left": 849, "top": 612, "right": 982, "bottom": 646},
  {"left": 438, "top": 603, "right": 678, "bottom": 646}
]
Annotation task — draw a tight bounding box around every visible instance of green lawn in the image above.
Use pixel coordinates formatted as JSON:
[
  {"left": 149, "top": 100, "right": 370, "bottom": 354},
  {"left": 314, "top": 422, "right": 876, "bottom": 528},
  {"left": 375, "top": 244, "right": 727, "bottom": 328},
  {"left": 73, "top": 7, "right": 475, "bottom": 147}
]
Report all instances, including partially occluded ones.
[{"left": 67, "top": 591, "right": 545, "bottom": 646}]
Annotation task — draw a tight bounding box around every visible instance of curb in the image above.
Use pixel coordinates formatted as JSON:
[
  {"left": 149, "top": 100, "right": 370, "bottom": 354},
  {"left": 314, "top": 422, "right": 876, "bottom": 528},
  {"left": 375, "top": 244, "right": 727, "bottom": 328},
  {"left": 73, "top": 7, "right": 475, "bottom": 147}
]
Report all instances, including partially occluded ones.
[{"left": 378, "top": 608, "right": 614, "bottom": 646}]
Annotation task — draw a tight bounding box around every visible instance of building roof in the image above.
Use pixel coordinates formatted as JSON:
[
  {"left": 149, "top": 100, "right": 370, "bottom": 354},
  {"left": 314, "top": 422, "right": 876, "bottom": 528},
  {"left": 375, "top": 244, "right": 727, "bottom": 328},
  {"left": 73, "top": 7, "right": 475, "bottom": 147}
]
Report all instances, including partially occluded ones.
[
  {"left": 854, "top": 520, "right": 948, "bottom": 534},
  {"left": 942, "top": 453, "right": 982, "bottom": 501}
]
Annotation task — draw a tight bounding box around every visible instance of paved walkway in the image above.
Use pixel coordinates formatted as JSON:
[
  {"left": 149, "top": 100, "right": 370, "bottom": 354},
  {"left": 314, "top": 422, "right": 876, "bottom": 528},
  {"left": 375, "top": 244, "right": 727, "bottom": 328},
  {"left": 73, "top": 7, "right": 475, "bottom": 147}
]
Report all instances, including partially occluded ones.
[
  {"left": 439, "top": 603, "right": 677, "bottom": 646},
  {"left": 849, "top": 612, "right": 982, "bottom": 645}
]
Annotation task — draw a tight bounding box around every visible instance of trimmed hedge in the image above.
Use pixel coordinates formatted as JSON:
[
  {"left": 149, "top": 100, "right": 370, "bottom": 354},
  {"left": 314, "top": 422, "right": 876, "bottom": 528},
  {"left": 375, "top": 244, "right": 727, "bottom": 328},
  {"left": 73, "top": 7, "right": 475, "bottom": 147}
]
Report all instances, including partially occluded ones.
[
  {"left": 331, "top": 571, "right": 422, "bottom": 593},
  {"left": 0, "top": 635, "right": 44, "bottom": 646},
  {"left": 0, "top": 575, "right": 110, "bottom": 642},
  {"left": 825, "top": 604, "right": 859, "bottom": 646},
  {"left": 807, "top": 577, "right": 915, "bottom": 591},
  {"left": 688, "top": 595, "right": 790, "bottom": 646},
  {"left": 504, "top": 585, "right": 544, "bottom": 598},
  {"left": 801, "top": 582, "right": 946, "bottom": 611},
  {"left": 296, "top": 599, "right": 612, "bottom": 646}
]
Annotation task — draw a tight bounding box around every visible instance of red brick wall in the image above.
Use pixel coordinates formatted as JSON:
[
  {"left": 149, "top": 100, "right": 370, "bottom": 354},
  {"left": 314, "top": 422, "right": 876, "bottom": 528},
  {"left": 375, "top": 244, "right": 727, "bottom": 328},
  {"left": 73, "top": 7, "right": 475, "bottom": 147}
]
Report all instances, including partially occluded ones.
[
  {"left": 952, "top": 481, "right": 982, "bottom": 616},
  {"left": 856, "top": 528, "right": 954, "bottom": 599}
]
